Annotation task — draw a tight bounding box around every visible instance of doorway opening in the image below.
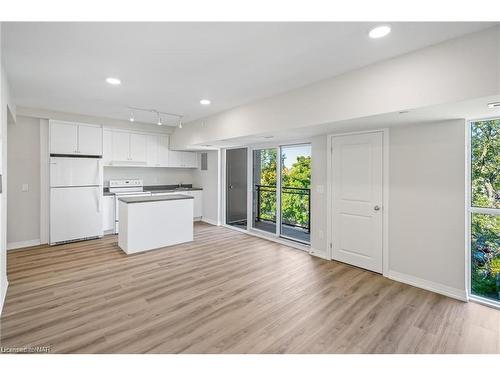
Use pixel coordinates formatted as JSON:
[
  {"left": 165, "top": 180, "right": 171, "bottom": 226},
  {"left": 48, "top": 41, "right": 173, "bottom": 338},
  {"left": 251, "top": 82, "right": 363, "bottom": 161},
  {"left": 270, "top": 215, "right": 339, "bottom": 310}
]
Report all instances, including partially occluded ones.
[{"left": 225, "top": 148, "right": 248, "bottom": 229}]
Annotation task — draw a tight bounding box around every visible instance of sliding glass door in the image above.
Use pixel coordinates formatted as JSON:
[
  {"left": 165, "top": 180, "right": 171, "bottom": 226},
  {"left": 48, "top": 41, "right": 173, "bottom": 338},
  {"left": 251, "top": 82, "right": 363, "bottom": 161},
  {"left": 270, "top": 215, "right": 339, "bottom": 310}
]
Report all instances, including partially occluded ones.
[
  {"left": 280, "top": 144, "right": 311, "bottom": 243},
  {"left": 469, "top": 118, "right": 499, "bottom": 305},
  {"left": 250, "top": 144, "right": 311, "bottom": 245},
  {"left": 252, "top": 148, "right": 277, "bottom": 234}
]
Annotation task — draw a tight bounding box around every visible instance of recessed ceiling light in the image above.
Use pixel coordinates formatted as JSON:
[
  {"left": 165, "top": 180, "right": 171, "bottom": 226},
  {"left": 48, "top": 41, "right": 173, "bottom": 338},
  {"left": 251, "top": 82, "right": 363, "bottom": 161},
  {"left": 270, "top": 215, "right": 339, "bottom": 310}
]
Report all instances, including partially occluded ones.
[
  {"left": 106, "top": 77, "right": 121, "bottom": 85},
  {"left": 369, "top": 25, "right": 391, "bottom": 39},
  {"left": 487, "top": 101, "right": 500, "bottom": 109},
  {"left": 399, "top": 110, "right": 409, "bottom": 114},
  {"left": 200, "top": 99, "right": 211, "bottom": 105},
  {"left": 263, "top": 135, "right": 274, "bottom": 139}
]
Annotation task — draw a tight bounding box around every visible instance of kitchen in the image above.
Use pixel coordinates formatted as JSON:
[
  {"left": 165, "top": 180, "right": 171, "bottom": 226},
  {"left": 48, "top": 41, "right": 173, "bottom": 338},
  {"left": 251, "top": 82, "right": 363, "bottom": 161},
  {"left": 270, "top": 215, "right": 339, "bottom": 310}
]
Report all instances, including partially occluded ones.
[{"left": 7, "top": 114, "right": 218, "bottom": 254}]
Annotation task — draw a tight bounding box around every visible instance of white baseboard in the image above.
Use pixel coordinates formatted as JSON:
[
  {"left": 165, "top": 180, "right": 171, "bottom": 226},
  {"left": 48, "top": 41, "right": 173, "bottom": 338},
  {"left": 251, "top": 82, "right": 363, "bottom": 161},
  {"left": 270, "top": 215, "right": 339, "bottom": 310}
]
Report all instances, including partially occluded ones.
[
  {"left": 7, "top": 239, "right": 41, "bottom": 251},
  {"left": 201, "top": 218, "right": 220, "bottom": 226},
  {"left": 0, "top": 278, "right": 8, "bottom": 317},
  {"left": 386, "top": 270, "right": 467, "bottom": 302},
  {"left": 309, "top": 248, "right": 330, "bottom": 260}
]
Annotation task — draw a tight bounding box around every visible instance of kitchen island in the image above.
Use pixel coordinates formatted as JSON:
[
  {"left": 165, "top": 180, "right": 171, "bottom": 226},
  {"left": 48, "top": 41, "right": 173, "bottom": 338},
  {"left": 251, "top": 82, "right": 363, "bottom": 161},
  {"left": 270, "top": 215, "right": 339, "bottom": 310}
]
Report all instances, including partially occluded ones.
[{"left": 118, "top": 194, "right": 194, "bottom": 254}]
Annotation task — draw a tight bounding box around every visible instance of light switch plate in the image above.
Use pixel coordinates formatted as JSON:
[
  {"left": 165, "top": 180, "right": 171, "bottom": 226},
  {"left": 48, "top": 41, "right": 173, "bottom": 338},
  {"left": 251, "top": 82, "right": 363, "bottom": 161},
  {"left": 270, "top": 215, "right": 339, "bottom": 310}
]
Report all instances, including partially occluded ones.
[
  {"left": 22, "top": 183, "right": 29, "bottom": 192},
  {"left": 316, "top": 185, "right": 324, "bottom": 194}
]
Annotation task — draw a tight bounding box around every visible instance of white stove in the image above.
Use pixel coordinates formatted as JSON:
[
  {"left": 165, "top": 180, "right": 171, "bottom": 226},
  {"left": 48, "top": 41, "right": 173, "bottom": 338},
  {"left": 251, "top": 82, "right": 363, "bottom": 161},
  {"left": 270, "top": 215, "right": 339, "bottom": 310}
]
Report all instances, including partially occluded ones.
[{"left": 109, "top": 179, "right": 151, "bottom": 233}]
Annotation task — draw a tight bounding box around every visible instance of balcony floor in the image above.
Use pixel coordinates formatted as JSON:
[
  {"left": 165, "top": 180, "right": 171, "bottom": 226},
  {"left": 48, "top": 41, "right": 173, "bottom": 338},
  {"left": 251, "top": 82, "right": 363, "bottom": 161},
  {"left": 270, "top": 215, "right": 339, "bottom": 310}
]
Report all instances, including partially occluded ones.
[
  {"left": 226, "top": 219, "right": 310, "bottom": 244},
  {"left": 254, "top": 220, "right": 310, "bottom": 244}
]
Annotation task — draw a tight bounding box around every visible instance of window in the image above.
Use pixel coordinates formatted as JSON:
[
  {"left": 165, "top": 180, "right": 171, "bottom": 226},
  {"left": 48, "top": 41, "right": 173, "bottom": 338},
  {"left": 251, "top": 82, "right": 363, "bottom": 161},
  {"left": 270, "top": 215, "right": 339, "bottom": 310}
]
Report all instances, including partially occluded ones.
[{"left": 469, "top": 119, "right": 500, "bottom": 304}]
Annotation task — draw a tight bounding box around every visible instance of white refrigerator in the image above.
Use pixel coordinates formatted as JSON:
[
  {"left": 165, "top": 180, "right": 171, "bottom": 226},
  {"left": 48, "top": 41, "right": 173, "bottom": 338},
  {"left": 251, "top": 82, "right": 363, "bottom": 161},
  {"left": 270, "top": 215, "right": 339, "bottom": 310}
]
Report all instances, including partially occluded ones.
[{"left": 50, "top": 157, "right": 103, "bottom": 244}]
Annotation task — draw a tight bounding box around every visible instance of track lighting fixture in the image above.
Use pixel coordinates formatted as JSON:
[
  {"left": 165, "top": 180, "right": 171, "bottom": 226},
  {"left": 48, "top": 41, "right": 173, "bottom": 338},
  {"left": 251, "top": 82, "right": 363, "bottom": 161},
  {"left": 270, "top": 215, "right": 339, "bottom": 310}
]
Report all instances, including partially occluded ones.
[{"left": 126, "top": 106, "right": 183, "bottom": 127}]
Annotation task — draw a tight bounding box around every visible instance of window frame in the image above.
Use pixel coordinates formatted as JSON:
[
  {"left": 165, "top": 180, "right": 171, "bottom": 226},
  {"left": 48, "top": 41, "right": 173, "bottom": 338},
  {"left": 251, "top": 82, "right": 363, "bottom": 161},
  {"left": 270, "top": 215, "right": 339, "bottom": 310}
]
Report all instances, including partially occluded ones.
[{"left": 467, "top": 117, "right": 500, "bottom": 308}]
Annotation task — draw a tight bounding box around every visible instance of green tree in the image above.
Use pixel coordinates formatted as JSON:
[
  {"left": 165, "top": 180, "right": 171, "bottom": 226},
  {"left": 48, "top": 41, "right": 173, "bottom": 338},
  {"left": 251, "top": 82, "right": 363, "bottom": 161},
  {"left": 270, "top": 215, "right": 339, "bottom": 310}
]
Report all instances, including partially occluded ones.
[{"left": 470, "top": 119, "right": 500, "bottom": 301}]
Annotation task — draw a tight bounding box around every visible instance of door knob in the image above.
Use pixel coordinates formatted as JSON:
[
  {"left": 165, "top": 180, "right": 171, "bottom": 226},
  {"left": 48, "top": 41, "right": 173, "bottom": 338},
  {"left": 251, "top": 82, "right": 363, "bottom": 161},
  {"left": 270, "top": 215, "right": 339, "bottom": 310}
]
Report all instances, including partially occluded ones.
[{"left": 374, "top": 205, "right": 381, "bottom": 211}]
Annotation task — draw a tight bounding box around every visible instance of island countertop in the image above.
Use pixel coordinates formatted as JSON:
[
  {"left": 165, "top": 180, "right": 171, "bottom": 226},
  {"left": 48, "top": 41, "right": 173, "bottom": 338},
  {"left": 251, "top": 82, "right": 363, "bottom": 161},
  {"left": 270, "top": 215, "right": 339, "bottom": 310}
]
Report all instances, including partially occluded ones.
[{"left": 118, "top": 194, "right": 194, "bottom": 204}]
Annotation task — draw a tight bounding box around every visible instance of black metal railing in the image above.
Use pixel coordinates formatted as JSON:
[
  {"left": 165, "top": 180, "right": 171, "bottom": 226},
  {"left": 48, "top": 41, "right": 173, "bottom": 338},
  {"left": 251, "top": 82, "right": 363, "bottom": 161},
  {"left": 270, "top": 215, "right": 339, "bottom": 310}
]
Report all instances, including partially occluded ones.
[{"left": 255, "top": 184, "right": 311, "bottom": 233}]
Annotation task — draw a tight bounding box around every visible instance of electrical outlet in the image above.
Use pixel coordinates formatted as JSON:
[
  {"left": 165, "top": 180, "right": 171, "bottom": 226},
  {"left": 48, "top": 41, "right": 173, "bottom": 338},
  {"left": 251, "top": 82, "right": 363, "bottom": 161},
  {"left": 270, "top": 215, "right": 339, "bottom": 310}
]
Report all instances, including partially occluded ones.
[
  {"left": 319, "top": 230, "right": 324, "bottom": 239},
  {"left": 21, "top": 183, "right": 29, "bottom": 192}
]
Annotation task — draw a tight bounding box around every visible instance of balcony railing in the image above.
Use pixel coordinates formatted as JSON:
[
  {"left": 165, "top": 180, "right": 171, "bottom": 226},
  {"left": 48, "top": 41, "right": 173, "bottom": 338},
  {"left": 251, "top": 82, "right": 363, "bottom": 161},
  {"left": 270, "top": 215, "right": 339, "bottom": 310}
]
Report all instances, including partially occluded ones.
[{"left": 255, "top": 184, "right": 311, "bottom": 233}]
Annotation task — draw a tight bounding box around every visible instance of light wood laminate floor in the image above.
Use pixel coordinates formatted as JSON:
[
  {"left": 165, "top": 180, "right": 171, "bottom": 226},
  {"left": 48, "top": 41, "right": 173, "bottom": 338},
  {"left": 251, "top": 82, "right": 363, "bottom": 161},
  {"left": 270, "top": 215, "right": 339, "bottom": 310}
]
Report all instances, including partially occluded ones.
[{"left": 1, "top": 222, "right": 499, "bottom": 354}]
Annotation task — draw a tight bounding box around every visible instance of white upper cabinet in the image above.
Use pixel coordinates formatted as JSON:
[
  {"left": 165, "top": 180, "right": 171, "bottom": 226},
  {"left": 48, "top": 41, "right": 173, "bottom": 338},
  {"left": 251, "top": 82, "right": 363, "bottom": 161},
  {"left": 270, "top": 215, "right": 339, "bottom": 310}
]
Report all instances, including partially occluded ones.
[
  {"left": 100, "top": 128, "right": 195, "bottom": 168},
  {"left": 78, "top": 124, "right": 103, "bottom": 156},
  {"left": 111, "top": 131, "right": 130, "bottom": 162},
  {"left": 103, "top": 129, "right": 113, "bottom": 165},
  {"left": 146, "top": 135, "right": 160, "bottom": 167},
  {"left": 50, "top": 121, "right": 102, "bottom": 156},
  {"left": 168, "top": 150, "right": 197, "bottom": 168},
  {"left": 168, "top": 150, "right": 182, "bottom": 167},
  {"left": 110, "top": 130, "right": 147, "bottom": 164},
  {"left": 159, "top": 136, "right": 170, "bottom": 167},
  {"left": 182, "top": 152, "right": 198, "bottom": 168},
  {"left": 130, "top": 133, "right": 147, "bottom": 162}
]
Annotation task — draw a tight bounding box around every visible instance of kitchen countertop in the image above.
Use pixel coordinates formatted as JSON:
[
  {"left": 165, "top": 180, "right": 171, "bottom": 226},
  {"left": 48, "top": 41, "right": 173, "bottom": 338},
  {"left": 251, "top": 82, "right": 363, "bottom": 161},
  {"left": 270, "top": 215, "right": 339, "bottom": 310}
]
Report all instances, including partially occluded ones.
[
  {"left": 103, "top": 185, "right": 202, "bottom": 196},
  {"left": 144, "top": 185, "right": 203, "bottom": 193},
  {"left": 118, "top": 194, "right": 194, "bottom": 204}
]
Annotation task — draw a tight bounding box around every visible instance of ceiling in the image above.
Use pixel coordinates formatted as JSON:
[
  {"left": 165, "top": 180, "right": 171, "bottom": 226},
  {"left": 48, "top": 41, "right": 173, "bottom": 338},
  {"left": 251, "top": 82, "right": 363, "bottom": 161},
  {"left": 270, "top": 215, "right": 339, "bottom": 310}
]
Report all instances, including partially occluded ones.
[
  {"left": 207, "top": 94, "right": 500, "bottom": 148},
  {"left": 3, "top": 22, "right": 496, "bottom": 126}
]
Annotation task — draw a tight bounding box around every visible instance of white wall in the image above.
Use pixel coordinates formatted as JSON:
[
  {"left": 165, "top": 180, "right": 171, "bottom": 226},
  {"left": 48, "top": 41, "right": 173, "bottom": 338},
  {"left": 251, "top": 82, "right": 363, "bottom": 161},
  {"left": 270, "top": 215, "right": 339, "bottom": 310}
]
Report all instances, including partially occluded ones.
[
  {"left": 307, "top": 120, "right": 467, "bottom": 299},
  {"left": 7, "top": 116, "right": 40, "bottom": 247},
  {"left": 1, "top": 22, "right": 17, "bottom": 315},
  {"left": 103, "top": 167, "right": 196, "bottom": 187},
  {"left": 193, "top": 150, "right": 220, "bottom": 225},
  {"left": 172, "top": 26, "right": 500, "bottom": 149},
  {"left": 387, "top": 119, "right": 466, "bottom": 298},
  {"left": 309, "top": 136, "right": 328, "bottom": 256}
]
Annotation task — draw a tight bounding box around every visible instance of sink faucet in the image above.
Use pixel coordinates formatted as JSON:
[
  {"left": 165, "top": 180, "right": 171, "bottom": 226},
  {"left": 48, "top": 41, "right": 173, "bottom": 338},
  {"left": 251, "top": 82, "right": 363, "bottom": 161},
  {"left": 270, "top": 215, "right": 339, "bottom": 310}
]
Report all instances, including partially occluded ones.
[{"left": 178, "top": 181, "right": 183, "bottom": 188}]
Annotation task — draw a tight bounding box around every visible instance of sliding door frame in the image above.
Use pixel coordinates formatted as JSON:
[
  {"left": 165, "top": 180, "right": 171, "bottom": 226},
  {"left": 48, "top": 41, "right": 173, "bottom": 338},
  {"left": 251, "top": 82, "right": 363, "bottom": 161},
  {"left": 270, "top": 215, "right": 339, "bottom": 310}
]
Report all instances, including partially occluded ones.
[{"left": 221, "top": 140, "right": 312, "bottom": 252}]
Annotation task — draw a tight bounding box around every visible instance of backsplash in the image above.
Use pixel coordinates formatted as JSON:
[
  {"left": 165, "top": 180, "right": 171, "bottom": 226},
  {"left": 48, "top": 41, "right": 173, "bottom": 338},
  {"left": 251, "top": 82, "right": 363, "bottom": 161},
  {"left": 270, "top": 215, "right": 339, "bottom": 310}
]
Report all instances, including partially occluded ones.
[{"left": 103, "top": 167, "right": 196, "bottom": 187}]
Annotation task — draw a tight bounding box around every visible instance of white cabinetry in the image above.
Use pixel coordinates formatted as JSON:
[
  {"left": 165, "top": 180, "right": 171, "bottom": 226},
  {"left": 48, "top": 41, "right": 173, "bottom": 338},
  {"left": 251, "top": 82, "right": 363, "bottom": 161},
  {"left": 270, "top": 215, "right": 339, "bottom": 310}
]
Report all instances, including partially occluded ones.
[
  {"left": 168, "top": 150, "right": 197, "bottom": 168},
  {"left": 102, "top": 127, "right": 195, "bottom": 168},
  {"left": 102, "top": 195, "right": 115, "bottom": 233},
  {"left": 146, "top": 135, "right": 170, "bottom": 167},
  {"left": 130, "top": 133, "right": 147, "bottom": 162},
  {"left": 159, "top": 136, "right": 170, "bottom": 166},
  {"left": 146, "top": 135, "right": 160, "bottom": 167},
  {"left": 185, "top": 190, "right": 203, "bottom": 218},
  {"left": 103, "top": 129, "right": 113, "bottom": 165},
  {"left": 50, "top": 121, "right": 102, "bottom": 156},
  {"left": 111, "top": 130, "right": 147, "bottom": 165}
]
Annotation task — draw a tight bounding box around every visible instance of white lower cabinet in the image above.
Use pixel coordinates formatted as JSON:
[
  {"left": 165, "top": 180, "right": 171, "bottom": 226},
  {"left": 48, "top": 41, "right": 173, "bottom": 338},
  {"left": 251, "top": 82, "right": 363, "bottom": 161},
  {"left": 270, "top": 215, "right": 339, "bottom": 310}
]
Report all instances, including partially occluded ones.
[
  {"left": 102, "top": 196, "right": 115, "bottom": 233},
  {"left": 151, "top": 191, "right": 203, "bottom": 219},
  {"left": 185, "top": 191, "right": 203, "bottom": 218}
]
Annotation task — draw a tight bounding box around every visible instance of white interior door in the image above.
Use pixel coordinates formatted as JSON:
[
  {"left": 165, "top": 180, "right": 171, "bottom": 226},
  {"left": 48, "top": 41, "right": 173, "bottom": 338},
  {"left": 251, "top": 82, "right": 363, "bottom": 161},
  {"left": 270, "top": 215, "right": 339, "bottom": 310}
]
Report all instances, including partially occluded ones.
[{"left": 331, "top": 132, "right": 383, "bottom": 273}]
